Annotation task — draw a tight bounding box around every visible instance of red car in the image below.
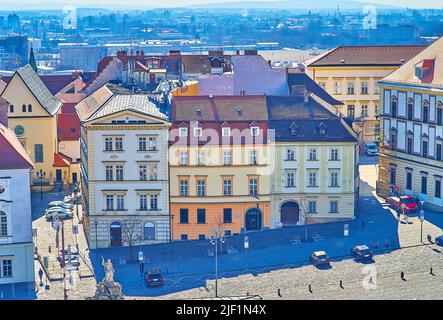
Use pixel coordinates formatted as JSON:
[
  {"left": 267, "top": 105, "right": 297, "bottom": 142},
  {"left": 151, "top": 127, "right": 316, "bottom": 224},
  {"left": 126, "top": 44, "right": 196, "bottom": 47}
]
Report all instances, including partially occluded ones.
[{"left": 386, "top": 195, "right": 418, "bottom": 213}]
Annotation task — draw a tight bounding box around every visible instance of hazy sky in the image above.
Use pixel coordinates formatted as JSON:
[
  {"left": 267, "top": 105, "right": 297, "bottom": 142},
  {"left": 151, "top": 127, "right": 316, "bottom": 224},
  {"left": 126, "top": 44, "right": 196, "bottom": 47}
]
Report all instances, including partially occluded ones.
[{"left": 2, "top": 0, "right": 443, "bottom": 9}]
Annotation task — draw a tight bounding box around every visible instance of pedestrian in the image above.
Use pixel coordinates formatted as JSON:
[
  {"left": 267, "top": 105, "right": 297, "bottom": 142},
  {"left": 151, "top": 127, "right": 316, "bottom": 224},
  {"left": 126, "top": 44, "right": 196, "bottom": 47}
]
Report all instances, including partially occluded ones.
[
  {"left": 38, "top": 268, "right": 44, "bottom": 286},
  {"left": 140, "top": 261, "right": 144, "bottom": 276}
]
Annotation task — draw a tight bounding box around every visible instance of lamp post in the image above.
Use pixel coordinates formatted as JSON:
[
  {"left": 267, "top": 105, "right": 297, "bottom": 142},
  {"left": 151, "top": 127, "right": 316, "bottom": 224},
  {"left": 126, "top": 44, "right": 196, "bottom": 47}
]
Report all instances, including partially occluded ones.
[
  {"left": 209, "top": 232, "right": 226, "bottom": 298},
  {"left": 94, "top": 220, "right": 98, "bottom": 257},
  {"left": 36, "top": 169, "right": 46, "bottom": 200},
  {"left": 420, "top": 201, "right": 425, "bottom": 243},
  {"left": 73, "top": 182, "right": 80, "bottom": 221},
  {"left": 54, "top": 216, "right": 67, "bottom": 300}
]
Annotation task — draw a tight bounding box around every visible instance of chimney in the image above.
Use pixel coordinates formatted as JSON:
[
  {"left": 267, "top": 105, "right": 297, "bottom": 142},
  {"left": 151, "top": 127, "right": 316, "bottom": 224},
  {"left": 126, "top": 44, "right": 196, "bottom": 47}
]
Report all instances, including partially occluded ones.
[
  {"left": 0, "top": 98, "right": 9, "bottom": 127},
  {"left": 244, "top": 49, "right": 258, "bottom": 56}
]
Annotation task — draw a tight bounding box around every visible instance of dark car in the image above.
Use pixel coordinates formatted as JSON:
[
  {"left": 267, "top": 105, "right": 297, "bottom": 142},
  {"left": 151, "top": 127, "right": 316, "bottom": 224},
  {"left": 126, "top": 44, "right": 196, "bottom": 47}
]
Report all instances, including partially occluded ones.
[
  {"left": 309, "top": 251, "right": 330, "bottom": 267},
  {"left": 435, "top": 235, "right": 443, "bottom": 246},
  {"left": 351, "top": 245, "right": 373, "bottom": 261},
  {"left": 145, "top": 270, "right": 164, "bottom": 288}
]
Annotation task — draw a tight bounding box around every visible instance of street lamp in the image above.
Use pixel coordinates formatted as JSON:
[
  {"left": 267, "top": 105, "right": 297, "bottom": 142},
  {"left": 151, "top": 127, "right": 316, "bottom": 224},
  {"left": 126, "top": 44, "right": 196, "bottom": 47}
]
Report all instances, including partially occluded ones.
[
  {"left": 94, "top": 220, "right": 98, "bottom": 257},
  {"left": 420, "top": 201, "right": 425, "bottom": 243},
  {"left": 36, "top": 169, "right": 46, "bottom": 200},
  {"left": 73, "top": 182, "right": 80, "bottom": 221},
  {"left": 209, "top": 232, "right": 226, "bottom": 298},
  {"left": 53, "top": 215, "right": 68, "bottom": 300}
]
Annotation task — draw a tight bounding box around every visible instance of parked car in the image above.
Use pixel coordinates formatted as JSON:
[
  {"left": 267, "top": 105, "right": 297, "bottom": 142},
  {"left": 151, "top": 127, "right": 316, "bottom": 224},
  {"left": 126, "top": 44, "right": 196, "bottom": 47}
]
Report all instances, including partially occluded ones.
[
  {"left": 386, "top": 195, "right": 418, "bottom": 213},
  {"left": 309, "top": 251, "right": 330, "bottom": 267},
  {"left": 45, "top": 207, "right": 73, "bottom": 221},
  {"left": 435, "top": 235, "right": 443, "bottom": 246},
  {"left": 365, "top": 142, "right": 378, "bottom": 156},
  {"left": 351, "top": 245, "right": 374, "bottom": 261},
  {"left": 48, "top": 201, "right": 73, "bottom": 210},
  {"left": 145, "top": 270, "right": 164, "bottom": 288}
]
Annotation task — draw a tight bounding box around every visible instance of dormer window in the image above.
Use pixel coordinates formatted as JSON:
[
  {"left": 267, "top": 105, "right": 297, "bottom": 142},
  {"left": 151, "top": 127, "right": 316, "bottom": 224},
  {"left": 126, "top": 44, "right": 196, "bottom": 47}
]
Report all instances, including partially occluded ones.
[
  {"left": 236, "top": 108, "right": 243, "bottom": 116},
  {"left": 193, "top": 127, "right": 203, "bottom": 137},
  {"left": 196, "top": 108, "right": 202, "bottom": 117},
  {"left": 250, "top": 126, "right": 259, "bottom": 137},
  {"left": 415, "top": 59, "right": 435, "bottom": 80},
  {"left": 222, "top": 127, "right": 231, "bottom": 137},
  {"left": 289, "top": 123, "right": 298, "bottom": 136},
  {"left": 319, "top": 122, "right": 327, "bottom": 136},
  {"left": 179, "top": 127, "right": 188, "bottom": 137}
]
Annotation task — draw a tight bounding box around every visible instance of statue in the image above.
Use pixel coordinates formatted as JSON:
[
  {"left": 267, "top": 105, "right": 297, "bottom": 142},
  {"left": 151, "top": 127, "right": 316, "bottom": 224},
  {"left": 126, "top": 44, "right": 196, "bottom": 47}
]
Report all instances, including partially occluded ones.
[{"left": 102, "top": 257, "right": 115, "bottom": 283}]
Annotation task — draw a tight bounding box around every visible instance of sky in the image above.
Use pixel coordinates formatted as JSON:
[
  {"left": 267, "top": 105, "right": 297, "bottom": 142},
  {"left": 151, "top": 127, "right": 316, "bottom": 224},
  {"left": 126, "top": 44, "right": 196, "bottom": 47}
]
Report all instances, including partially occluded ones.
[{"left": 0, "top": 0, "right": 443, "bottom": 9}]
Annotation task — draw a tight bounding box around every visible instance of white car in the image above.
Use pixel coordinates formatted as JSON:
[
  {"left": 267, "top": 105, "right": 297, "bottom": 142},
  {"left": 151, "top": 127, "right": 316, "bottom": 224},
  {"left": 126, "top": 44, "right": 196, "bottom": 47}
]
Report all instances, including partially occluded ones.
[
  {"left": 48, "top": 201, "right": 73, "bottom": 210},
  {"left": 45, "top": 207, "right": 73, "bottom": 220},
  {"left": 365, "top": 142, "right": 378, "bottom": 156}
]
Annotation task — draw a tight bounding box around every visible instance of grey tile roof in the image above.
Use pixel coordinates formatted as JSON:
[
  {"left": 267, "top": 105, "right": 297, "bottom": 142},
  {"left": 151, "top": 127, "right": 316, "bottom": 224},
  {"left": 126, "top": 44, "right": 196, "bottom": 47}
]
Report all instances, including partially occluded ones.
[{"left": 16, "top": 64, "right": 62, "bottom": 115}]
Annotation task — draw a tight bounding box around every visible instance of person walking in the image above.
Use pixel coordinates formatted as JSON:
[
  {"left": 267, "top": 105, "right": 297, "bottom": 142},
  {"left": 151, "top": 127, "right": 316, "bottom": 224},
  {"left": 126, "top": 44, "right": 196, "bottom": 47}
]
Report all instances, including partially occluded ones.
[{"left": 38, "top": 268, "right": 44, "bottom": 286}]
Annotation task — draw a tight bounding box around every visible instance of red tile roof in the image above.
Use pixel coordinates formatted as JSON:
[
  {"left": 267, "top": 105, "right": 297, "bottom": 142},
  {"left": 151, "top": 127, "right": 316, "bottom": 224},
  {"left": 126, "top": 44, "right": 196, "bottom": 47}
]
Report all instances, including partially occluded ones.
[
  {"left": 53, "top": 152, "right": 72, "bottom": 167},
  {"left": 57, "top": 113, "right": 80, "bottom": 141},
  {"left": 308, "top": 45, "right": 427, "bottom": 67},
  {"left": 0, "top": 123, "right": 34, "bottom": 170}
]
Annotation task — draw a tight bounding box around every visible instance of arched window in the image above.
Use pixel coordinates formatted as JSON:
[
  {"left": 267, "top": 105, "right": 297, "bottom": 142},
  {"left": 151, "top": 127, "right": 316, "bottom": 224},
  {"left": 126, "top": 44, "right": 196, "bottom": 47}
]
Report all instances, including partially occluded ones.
[
  {"left": 28, "top": 104, "right": 32, "bottom": 112},
  {"left": 0, "top": 212, "right": 7, "bottom": 237},
  {"left": 144, "top": 222, "right": 155, "bottom": 240},
  {"left": 423, "top": 100, "right": 429, "bottom": 123},
  {"left": 391, "top": 96, "right": 398, "bottom": 118},
  {"left": 9, "top": 105, "right": 14, "bottom": 113},
  {"left": 437, "top": 102, "right": 443, "bottom": 125},
  {"left": 22, "top": 104, "right": 26, "bottom": 112},
  {"left": 407, "top": 98, "right": 414, "bottom": 121},
  {"left": 390, "top": 127, "right": 397, "bottom": 150}
]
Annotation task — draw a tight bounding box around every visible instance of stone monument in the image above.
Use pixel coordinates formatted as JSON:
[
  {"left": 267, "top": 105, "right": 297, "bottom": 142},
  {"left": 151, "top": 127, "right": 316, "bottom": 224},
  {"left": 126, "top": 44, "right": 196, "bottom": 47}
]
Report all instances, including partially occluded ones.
[{"left": 87, "top": 257, "right": 124, "bottom": 300}]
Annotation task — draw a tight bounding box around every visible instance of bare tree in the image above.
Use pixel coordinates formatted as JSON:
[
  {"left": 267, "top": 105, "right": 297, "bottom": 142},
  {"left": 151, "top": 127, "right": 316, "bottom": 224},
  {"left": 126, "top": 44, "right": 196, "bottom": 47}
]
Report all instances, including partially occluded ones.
[{"left": 121, "top": 217, "right": 144, "bottom": 262}]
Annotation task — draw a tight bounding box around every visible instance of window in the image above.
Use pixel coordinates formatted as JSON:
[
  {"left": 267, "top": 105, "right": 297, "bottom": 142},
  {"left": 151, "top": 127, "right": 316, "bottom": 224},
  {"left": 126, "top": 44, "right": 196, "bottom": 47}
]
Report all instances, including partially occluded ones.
[
  {"left": 180, "top": 209, "right": 189, "bottom": 224},
  {"left": 421, "top": 176, "right": 428, "bottom": 195},
  {"left": 22, "top": 104, "right": 26, "bottom": 112},
  {"left": 309, "top": 148, "right": 317, "bottom": 161},
  {"left": 223, "top": 151, "right": 232, "bottom": 166},
  {"left": 180, "top": 179, "right": 189, "bottom": 196},
  {"left": 249, "top": 178, "right": 258, "bottom": 196},
  {"left": 28, "top": 104, "right": 32, "bottom": 112},
  {"left": 423, "top": 100, "right": 429, "bottom": 123},
  {"left": 105, "top": 138, "right": 113, "bottom": 151},
  {"left": 435, "top": 180, "right": 442, "bottom": 199},
  {"left": 197, "top": 209, "right": 206, "bottom": 224},
  {"left": 290, "top": 125, "right": 298, "bottom": 136},
  {"left": 391, "top": 96, "right": 398, "bottom": 118},
  {"left": 115, "top": 137, "right": 123, "bottom": 151},
  {"left": 287, "top": 149, "right": 295, "bottom": 160},
  {"left": 223, "top": 208, "right": 232, "bottom": 223},
  {"left": 9, "top": 105, "right": 13, "bottom": 113},
  {"left": 105, "top": 166, "right": 113, "bottom": 181},
  {"left": 347, "top": 81, "right": 355, "bottom": 95},
  {"left": 391, "top": 131, "right": 397, "bottom": 150},
  {"left": 223, "top": 178, "right": 232, "bottom": 196},
  {"left": 106, "top": 195, "right": 114, "bottom": 211},
  {"left": 249, "top": 149, "right": 258, "bottom": 165},
  {"left": 286, "top": 171, "right": 295, "bottom": 187},
  {"left": 330, "top": 148, "right": 339, "bottom": 161},
  {"left": 1, "top": 259, "right": 12, "bottom": 278},
  {"left": 361, "top": 105, "right": 368, "bottom": 118},
  {"left": 422, "top": 140, "right": 428, "bottom": 158},
  {"left": 138, "top": 137, "right": 147, "bottom": 151},
  {"left": 224, "top": 230, "right": 232, "bottom": 237},
  {"left": 197, "top": 179, "right": 206, "bottom": 197},
  {"left": 179, "top": 127, "right": 188, "bottom": 137},
  {"left": 437, "top": 144, "right": 442, "bottom": 161},
  {"left": 330, "top": 171, "right": 339, "bottom": 187},
  {"left": 308, "top": 171, "right": 317, "bottom": 187},
  {"left": 407, "top": 99, "right": 414, "bottom": 121},
  {"left": 116, "top": 195, "right": 125, "bottom": 210},
  {"left": 34, "top": 144, "right": 43, "bottom": 163},
  {"left": 144, "top": 222, "right": 155, "bottom": 240},
  {"left": 308, "top": 201, "right": 317, "bottom": 213},
  {"left": 0, "top": 212, "right": 7, "bottom": 237},
  {"left": 198, "top": 151, "right": 205, "bottom": 166},
  {"left": 149, "top": 165, "right": 158, "bottom": 181},
  {"left": 115, "top": 165, "right": 124, "bottom": 181},
  {"left": 374, "top": 84, "right": 380, "bottom": 95},
  {"left": 407, "top": 137, "right": 413, "bottom": 154},
  {"left": 222, "top": 127, "right": 231, "bottom": 137},
  {"left": 403, "top": 171, "right": 412, "bottom": 191},
  {"left": 180, "top": 234, "right": 188, "bottom": 241},
  {"left": 390, "top": 167, "right": 396, "bottom": 185},
  {"left": 148, "top": 137, "right": 157, "bottom": 151},
  {"left": 179, "top": 151, "right": 189, "bottom": 166},
  {"left": 250, "top": 127, "right": 259, "bottom": 137},
  {"left": 347, "top": 105, "right": 355, "bottom": 120},
  {"left": 193, "top": 127, "right": 203, "bottom": 137},
  {"left": 14, "top": 125, "right": 24, "bottom": 137},
  {"left": 198, "top": 234, "right": 206, "bottom": 240},
  {"left": 150, "top": 194, "right": 158, "bottom": 210},
  {"left": 437, "top": 103, "right": 443, "bottom": 125},
  {"left": 139, "top": 195, "right": 148, "bottom": 210},
  {"left": 361, "top": 81, "right": 368, "bottom": 94},
  {"left": 139, "top": 165, "right": 147, "bottom": 181},
  {"left": 374, "top": 124, "right": 380, "bottom": 137},
  {"left": 333, "top": 81, "right": 341, "bottom": 94},
  {"left": 330, "top": 201, "right": 338, "bottom": 213}
]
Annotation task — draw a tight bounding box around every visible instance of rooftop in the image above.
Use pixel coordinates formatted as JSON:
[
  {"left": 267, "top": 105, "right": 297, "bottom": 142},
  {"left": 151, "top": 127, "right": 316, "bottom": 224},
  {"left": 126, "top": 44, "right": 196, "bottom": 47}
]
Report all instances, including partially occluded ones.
[{"left": 0, "top": 123, "right": 34, "bottom": 170}]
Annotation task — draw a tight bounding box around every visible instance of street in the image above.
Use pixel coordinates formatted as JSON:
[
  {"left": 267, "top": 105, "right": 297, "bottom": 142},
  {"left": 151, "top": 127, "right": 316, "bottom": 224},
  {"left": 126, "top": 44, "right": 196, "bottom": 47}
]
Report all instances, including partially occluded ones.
[{"left": 29, "top": 156, "right": 443, "bottom": 300}]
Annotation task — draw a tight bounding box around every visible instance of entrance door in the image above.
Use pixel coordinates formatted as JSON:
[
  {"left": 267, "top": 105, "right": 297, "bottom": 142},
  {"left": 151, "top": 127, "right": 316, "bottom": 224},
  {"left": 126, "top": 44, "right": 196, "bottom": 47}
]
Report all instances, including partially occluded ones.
[
  {"left": 281, "top": 201, "right": 300, "bottom": 226},
  {"left": 56, "top": 169, "right": 62, "bottom": 182},
  {"left": 245, "top": 208, "right": 262, "bottom": 231},
  {"left": 72, "top": 172, "right": 78, "bottom": 184},
  {"left": 110, "top": 222, "right": 122, "bottom": 247}
]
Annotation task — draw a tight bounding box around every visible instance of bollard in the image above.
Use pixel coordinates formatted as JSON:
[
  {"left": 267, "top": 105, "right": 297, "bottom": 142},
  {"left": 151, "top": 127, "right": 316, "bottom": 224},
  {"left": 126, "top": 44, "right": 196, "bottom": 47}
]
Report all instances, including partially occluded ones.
[
  {"left": 48, "top": 246, "right": 51, "bottom": 253},
  {"left": 430, "top": 267, "right": 434, "bottom": 276},
  {"left": 400, "top": 271, "right": 406, "bottom": 281},
  {"left": 308, "top": 284, "right": 313, "bottom": 293},
  {"left": 277, "top": 289, "right": 282, "bottom": 297},
  {"left": 339, "top": 280, "right": 344, "bottom": 289}
]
